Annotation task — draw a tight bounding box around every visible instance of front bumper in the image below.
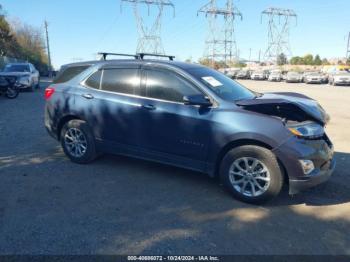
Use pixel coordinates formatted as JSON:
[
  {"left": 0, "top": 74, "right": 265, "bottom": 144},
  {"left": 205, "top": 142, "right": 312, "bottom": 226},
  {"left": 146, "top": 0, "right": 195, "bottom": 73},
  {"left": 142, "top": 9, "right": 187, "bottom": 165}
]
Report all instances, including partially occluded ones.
[
  {"left": 273, "top": 134, "right": 335, "bottom": 195},
  {"left": 252, "top": 76, "right": 265, "bottom": 80},
  {"left": 289, "top": 158, "right": 335, "bottom": 194},
  {"left": 306, "top": 79, "right": 322, "bottom": 84},
  {"left": 334, "top": 80, "right": 350, "bottom": 85},
  {"left": 286, "top": 79, "right": 300, "bottom": 83}
]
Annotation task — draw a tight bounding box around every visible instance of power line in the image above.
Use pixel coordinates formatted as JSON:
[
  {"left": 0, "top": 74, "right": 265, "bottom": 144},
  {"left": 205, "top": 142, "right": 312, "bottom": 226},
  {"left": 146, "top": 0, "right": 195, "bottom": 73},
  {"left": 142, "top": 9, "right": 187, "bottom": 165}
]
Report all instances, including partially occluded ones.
[
  {"left": 198, "top": 0, "right": 242, "bottom": 67},
  {"left": 261, "top": 7, "right": 297, "bottom": 64},
  {"left": 121, "top": 0, "right": 175, "bottom": 55}
]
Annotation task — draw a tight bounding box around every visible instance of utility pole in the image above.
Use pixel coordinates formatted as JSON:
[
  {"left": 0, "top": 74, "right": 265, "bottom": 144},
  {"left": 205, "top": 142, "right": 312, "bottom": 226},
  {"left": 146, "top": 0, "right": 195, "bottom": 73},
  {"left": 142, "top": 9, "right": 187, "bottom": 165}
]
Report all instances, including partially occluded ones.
[
  {"left": 346, "top": 32, "right": 350, "bottom": 61},
  {"left": 261, "top": 7, "right": 297, "bottom": 64},
  {"left": 198, "top": 0, "right": 242, "bottom": 68},
  {"left": 44, "top": 20, "right": 52, "bottom": 76},
  {"left": 121, "top": 0, "right": 175, "bottom": 55}
]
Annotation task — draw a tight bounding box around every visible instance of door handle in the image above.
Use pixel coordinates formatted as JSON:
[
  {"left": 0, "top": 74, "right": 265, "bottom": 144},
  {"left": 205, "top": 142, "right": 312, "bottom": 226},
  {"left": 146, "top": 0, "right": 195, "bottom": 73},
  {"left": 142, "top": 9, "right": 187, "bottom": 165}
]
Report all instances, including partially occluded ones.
[
  {"left": 142, "top": 104, "right": 156, "bottom": 111},
  {"left": 82, "top": 94, "right": 94, "bottom": 99}
]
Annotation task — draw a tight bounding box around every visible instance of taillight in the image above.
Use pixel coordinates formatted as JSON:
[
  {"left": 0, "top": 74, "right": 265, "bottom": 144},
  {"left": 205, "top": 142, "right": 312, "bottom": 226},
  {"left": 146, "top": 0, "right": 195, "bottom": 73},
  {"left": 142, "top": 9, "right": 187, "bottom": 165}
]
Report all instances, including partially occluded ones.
[{"left": 45, "top": 87, "right": 55, "bottom": 100}]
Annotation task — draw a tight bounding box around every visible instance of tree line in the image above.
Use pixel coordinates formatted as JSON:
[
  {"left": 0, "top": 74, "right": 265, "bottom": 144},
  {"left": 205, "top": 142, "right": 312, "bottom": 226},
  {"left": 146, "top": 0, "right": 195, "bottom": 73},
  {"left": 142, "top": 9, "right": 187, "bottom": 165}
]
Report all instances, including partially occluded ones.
[{"left": 0, "top": 4, "right": 49, "bottom": 74}]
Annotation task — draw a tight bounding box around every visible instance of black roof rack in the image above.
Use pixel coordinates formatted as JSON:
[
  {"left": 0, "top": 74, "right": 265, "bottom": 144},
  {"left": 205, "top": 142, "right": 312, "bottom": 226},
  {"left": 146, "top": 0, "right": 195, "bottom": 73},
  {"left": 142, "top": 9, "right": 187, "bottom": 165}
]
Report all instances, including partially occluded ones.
[
  {"left": 98, "top": 52, "right": 139, "bottom": 60},
  {"left": 138, "top": 53, "right": 175, "bottom": 61}
]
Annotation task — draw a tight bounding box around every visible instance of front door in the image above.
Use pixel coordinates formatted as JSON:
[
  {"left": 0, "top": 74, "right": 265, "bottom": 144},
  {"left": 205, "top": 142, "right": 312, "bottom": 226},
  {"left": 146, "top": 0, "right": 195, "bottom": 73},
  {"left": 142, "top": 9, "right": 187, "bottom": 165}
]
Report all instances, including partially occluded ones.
[{"left": 139, "top": 67, "right": 213, "bottom": 162}]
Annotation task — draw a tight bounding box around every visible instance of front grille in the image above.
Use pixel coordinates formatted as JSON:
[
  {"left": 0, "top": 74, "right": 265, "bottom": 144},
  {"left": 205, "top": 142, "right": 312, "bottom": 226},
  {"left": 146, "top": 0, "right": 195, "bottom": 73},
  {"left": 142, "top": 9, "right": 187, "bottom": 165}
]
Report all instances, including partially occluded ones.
[{"left": 4, "top": 76, "right": 17, "bottom": 85}]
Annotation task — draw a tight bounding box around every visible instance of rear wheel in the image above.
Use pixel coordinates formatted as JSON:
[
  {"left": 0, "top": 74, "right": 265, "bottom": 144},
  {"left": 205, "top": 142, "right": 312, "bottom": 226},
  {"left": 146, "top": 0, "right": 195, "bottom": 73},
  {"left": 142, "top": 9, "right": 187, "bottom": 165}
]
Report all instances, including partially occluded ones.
[
  {"left": 27, "top": 83, "right": 34, "bottom": 92},
  {"left": 35, "top": 78, "right": 40, "bottom": 89},
  {"left": 61, "top": 120, "right": 97, "bottom": 164},
  {"left": 220, "top": 145, "right": 284, "bottom": 204}
]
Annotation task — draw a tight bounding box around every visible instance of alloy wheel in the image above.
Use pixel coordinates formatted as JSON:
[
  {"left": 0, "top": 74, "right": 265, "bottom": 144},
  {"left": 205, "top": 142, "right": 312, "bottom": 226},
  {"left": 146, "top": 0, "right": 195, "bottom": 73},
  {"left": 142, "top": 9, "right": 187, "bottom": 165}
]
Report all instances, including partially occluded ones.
[
  {"left": 64, "top": 128, "right": 88, "bottom": 158},
  {"left": 6, "top": 87, "right": 18, "bottom": 98},
  {"left": 229, "top": 157, "right": 271, "bottom": 197}
]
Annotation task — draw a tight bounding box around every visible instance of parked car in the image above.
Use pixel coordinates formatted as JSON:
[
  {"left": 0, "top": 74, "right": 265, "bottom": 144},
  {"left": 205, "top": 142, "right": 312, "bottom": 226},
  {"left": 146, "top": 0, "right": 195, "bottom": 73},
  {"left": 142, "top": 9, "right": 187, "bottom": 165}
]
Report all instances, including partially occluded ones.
[
  {"left": 286, "top": 72, "right": 302, "bottom": 83},
  {"left": 45, "top": 53, "right": 335, "bottom": 204},
  {"left": 250, "top": 70, "right": 266, "bottom": 80},
  {"left": 0, "top": 63, "right": 40, "bottom": 91},
  {"left": 328, "top": 72, "right": 350, "bottom": 86},
  {"left": 268, "top": 71, "right": 282, "bottom": 82},
  {"left": 304, "top": 72, "right": 324, "bottom": 84},
  {"left": 235, "top": 70, "right": 250, "bottom": 79},
  {"left": 225, "top": 69, "right": 240, "bottom": 79}
]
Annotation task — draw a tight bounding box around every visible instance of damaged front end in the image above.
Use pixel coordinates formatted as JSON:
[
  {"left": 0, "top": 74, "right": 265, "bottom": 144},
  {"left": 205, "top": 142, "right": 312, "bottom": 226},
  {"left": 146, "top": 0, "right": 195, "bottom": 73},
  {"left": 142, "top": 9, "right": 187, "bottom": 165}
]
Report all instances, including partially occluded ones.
[
  {"left": 236, "top": 92, "right": 330, "bottom": 126},
  {"left": 236, "top": 92, "right": 335, "bottom": 194}
]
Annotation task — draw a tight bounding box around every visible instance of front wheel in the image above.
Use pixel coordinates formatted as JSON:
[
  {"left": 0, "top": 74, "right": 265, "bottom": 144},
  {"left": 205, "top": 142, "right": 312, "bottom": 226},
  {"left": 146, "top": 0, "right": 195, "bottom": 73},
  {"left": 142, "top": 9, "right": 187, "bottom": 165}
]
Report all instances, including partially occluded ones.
[
  {"left": 220, "top": 145, "right": 284, "bottom": 204},
  {"left": 61, "top": 120, "right": 97, "bottom": 164},
  {"left": 5, "top": 86, "right": 19, "bottom": 99}
]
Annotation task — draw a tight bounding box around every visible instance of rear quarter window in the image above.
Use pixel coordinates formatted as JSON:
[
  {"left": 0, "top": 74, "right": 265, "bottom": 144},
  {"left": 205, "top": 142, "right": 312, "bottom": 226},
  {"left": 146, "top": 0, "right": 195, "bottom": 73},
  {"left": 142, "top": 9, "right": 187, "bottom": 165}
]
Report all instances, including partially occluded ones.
[{"left": 53, "top": 65, "right": 90, "bottom": 84}]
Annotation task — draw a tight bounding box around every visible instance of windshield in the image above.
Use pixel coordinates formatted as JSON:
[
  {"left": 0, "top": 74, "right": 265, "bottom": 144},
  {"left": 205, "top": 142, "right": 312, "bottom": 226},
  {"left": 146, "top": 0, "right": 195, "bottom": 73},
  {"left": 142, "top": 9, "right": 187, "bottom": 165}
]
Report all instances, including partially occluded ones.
[
  {"left": 188, "top": 67, "right": 256, "bottom": 101},
  {"left": 4, "top": 64, "right": 30, "bottom": 73}
]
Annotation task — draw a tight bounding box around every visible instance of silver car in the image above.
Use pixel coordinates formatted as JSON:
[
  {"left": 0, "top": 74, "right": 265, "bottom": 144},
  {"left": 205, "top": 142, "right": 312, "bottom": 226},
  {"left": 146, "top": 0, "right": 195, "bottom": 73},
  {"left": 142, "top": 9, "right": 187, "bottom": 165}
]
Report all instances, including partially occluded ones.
[
  {"left": 0, "top": 63, "right": 40, "bottom": 91},
  {"left": 286, "top": 72, "right": 302, "bottom": 83},
  {"left": 304, "top": 72, "right": 324, "bottom": 84},
  {"left": 329, "top": 72, "right": 350, "bottom": 86},
  {"left": 268, "top": 72, "right": 282, "bottom": 82},
  {"left": 251, "top": 70, "right": 266, "bottom": 80}
]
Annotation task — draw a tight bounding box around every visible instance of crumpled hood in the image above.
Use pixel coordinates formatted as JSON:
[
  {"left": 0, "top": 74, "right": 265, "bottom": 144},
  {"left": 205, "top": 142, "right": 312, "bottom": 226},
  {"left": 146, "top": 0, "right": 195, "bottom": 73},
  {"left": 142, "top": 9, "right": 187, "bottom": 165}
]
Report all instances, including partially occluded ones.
[
  {"left": 0, "top": 72, "right": 29, "bottom": 78},
  {"left": 236, "top": 92, "right": 330, "bottom": 125}
]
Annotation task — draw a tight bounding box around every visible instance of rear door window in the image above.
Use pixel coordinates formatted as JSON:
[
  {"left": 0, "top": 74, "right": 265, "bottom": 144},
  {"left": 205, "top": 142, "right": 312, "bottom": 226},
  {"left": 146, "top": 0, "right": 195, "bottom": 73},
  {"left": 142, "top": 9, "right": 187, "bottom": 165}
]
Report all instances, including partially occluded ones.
[
  {"left": 85, "top": 70, "right": 102, "bottom": 89},
  {"left": 101, "top": 68, "right": 141, "bottom": 96},
  {"left": 54, "top": 65, "right": 90, "bottom": 84}
]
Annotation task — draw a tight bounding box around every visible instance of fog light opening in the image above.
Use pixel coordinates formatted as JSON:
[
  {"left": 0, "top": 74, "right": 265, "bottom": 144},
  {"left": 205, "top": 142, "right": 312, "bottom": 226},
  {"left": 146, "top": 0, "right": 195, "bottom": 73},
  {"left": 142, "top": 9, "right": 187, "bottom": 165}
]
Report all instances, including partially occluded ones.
[{"left": 299, "top": 160, "right": 315, "bottom": 175}]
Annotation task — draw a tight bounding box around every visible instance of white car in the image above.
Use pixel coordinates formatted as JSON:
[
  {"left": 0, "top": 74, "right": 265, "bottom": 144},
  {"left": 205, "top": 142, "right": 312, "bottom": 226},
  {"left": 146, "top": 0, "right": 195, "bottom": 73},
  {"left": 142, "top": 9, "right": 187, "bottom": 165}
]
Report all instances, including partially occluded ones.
[
  {"left": 0, "top": 63, "right": 40, "bottom": 91},
  {"left": 286, "top": 72, "right": 302, "bottom": 83},
  {"left": 329, "top": 72, "right": 350, "bottom": 86},
  {"left": 250, "top": 71, "right": 266, "bottom": 80},
  {"left": 268, "top": 72, "right": 282, "bottom": 82},
  {"left": 304, "top": 72, "right": 324, "bottom": 84}
]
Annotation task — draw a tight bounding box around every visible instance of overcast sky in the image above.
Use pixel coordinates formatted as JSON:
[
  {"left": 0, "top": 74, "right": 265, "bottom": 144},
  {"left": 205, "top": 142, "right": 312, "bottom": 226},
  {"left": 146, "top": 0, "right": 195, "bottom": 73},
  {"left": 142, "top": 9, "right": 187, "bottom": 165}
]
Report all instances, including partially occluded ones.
[{"left": 2, "top": 0, "right": 350, "bottom": 68}]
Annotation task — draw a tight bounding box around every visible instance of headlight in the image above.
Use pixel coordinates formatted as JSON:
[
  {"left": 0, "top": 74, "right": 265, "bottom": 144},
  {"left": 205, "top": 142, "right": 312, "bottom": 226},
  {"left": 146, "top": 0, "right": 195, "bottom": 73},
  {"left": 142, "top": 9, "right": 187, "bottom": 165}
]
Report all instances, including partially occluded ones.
[{"left": 287, "top": 122, "right": 324, "bottom": 139}]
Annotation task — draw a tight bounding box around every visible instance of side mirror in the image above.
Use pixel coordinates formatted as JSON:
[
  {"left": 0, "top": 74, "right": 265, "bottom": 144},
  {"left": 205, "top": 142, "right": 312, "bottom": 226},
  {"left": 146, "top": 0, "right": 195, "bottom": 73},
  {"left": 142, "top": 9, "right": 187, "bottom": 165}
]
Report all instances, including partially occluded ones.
[{"left": 183, "top": 94, "right": 212, "bottom": 107}]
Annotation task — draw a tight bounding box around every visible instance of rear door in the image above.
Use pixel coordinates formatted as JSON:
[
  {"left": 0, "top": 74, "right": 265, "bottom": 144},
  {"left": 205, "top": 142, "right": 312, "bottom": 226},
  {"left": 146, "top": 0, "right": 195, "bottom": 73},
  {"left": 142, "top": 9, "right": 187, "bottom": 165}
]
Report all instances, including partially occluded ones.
[{"left": 75, "top": 65, "right": 147, "bottom": 148}]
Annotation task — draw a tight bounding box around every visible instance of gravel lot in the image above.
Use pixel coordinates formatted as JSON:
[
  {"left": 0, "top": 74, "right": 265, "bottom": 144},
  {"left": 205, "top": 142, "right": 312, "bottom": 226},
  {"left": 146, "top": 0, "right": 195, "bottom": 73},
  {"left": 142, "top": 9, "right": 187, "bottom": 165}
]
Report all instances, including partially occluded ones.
[{"left": 0, "top": 80, "right": 349, "bottom": 255}]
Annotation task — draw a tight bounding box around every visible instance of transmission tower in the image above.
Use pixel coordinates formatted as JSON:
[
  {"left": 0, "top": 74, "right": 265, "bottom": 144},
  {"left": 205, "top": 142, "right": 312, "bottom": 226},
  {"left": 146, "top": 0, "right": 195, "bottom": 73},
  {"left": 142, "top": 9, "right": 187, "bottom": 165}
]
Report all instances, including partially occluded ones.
[
  {"left": 261, "top": 7, "right": 297, "bottom": 63},
  {"left": 198, "top": 0, "right": 242, "bottom": 67},
  {"left": 121, "top": 0, "right": 175, "bottom": 55}
]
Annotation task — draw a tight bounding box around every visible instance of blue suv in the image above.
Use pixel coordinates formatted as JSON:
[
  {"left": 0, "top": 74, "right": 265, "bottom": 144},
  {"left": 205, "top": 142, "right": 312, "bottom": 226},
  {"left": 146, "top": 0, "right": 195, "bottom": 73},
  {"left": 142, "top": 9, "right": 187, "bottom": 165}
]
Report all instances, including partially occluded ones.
[{"left": 45, "top": 53, "right": 335, "bottom": 204}]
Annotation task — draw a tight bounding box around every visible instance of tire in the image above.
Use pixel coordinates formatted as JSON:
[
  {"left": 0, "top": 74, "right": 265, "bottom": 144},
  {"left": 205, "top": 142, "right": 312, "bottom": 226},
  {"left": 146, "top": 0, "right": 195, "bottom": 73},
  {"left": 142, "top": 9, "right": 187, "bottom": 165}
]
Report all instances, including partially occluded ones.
[
  {"left": 60, "top": 120, "right": 97, "bottom": 164},
  {"left": 27, "top": 84, "right": 34, "bottom": 92},
  {"left": 5, "top": 86, "right": 19, "bottom": 99},
  {"left": 36, "top": 78, "right": 40, "bottom": 89},
  {"left": 220, "top": 145, "right": 284, "bottom": 204}
]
